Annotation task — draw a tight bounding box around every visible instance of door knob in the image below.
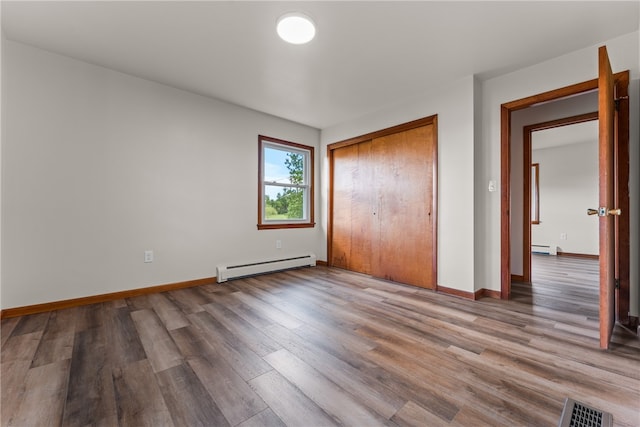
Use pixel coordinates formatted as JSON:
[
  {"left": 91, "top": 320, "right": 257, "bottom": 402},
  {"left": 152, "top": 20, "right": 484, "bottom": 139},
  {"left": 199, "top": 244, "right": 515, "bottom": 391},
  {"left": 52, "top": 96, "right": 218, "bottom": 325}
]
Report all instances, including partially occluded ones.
[{"left": 587, "top": 207, "right": 621, "bottom": 217}]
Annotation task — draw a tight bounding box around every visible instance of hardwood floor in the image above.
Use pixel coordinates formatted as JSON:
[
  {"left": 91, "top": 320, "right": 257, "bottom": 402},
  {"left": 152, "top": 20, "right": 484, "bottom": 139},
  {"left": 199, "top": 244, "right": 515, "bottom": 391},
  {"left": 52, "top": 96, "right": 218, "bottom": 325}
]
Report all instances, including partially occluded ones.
[
  {"left": 513, "top": 254, "right": 600, "bottom": 319},
  {"left": 2, "top": 265, "right": 639, "bottom": 426}
]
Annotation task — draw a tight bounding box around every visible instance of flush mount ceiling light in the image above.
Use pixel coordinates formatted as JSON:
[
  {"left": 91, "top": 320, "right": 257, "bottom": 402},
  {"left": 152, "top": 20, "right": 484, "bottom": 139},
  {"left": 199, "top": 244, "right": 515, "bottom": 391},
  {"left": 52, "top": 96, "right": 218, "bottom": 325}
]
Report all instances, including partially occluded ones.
[{"left": 276, "top": 12, "right": 316, "bottom": 44}]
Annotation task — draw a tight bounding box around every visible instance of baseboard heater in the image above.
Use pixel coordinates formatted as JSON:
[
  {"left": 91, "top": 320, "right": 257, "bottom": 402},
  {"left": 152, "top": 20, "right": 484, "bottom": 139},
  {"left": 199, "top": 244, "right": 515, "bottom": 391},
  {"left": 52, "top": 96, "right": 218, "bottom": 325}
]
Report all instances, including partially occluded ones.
[
  {"left": 216, "top": 253, "right": 316, "bottom": 283},
  {"left": 532, "top": 244, "right": 557, "bottom": 255}
]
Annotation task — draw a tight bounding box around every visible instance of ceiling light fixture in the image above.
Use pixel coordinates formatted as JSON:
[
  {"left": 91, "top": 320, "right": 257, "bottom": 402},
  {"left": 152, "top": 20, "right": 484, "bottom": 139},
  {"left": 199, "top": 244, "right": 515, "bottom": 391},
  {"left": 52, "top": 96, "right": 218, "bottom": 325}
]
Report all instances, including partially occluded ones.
[{"left": 276, "top": 12, "right": 316, "bottom": 45}]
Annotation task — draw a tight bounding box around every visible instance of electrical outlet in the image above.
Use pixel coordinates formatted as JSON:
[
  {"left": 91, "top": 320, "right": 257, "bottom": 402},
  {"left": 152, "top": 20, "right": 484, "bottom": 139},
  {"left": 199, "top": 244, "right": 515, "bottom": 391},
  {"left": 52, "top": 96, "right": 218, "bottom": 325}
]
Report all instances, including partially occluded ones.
[
  {"left": 144, "top": 250, "right": 154, "bottom": 263},
  {"left": 560, "top": 233, "right": 567, "bottom": 240},
  {"left": 276, "top": 240, "right": 282, "bottom": 249}
]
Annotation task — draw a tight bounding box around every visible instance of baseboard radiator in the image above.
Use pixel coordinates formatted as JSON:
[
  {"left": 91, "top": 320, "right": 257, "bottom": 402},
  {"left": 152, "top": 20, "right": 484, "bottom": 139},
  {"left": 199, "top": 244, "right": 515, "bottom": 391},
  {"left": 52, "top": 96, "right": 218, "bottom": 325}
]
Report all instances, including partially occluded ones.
[
  {"left": 216, "top": 253, "right": 316, "bottom": 283},
  {"left": 532, "top": 244, "right": 557, "bottom": 255}
]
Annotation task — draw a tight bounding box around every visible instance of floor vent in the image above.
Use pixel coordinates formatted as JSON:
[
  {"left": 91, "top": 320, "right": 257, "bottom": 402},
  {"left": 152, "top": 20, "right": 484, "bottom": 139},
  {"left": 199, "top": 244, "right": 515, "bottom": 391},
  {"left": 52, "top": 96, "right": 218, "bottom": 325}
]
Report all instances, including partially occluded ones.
[{"left": 558, "top": 398, "right": 612, "bottom": 427}]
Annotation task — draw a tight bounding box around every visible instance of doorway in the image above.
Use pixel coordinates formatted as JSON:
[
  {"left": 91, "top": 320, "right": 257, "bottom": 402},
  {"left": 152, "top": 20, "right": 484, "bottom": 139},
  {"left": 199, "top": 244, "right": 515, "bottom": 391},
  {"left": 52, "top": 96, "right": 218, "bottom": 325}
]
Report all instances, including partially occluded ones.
[
  {"left": 516, "top": 114, "right": 601, "bottom": 318},
  {"left": 523, "top": 113, "right": 599, "bottom": 284},
  {"left": 500, "top": 71, "right": 630, "bottom": 327}
]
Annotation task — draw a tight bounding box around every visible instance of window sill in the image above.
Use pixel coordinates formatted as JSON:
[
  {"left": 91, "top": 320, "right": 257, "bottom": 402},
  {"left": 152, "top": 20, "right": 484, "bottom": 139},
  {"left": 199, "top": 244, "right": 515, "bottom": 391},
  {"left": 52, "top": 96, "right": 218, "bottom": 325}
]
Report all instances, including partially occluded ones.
[{"left": 257, "top": 222, "right": 315, "bottom": 230}]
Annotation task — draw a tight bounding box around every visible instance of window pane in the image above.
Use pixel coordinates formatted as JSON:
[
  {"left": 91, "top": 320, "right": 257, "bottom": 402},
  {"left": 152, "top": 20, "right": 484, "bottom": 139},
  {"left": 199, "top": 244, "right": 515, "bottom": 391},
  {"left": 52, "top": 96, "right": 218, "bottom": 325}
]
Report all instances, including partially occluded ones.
[
  {"left": 264, "top": 185, "right": 306, "bottom": 220},
  {"left": 264, "top": 146, "right": 306, "bottom": 186}
]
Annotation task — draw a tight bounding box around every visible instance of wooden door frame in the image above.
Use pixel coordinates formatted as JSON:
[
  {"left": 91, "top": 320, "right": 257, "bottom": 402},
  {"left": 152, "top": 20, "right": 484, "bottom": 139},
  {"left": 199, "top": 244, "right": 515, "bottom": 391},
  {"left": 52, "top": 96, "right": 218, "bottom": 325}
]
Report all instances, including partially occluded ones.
[
  {"left": 327, "top": 115, "right": 438, "bottom": 290},
  {"left": 522, "top": 111, "right": 599, "bottom": 283},
  {"left": 501, "top": 71, "right": 630, "bottom": 325}
]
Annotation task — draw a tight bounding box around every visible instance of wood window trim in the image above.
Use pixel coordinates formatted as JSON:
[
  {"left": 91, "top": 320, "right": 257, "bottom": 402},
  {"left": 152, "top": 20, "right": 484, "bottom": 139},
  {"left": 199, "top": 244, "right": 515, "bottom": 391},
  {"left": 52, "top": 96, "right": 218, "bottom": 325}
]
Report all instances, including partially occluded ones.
[{"left": 258, "top": 135, "right": 315, "bottom": 230}]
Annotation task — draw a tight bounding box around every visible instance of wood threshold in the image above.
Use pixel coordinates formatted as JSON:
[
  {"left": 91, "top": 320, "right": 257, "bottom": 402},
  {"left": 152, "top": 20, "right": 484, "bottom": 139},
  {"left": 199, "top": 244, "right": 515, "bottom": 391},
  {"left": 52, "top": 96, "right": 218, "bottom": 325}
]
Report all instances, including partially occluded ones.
[{"left": 0, "top": 276, "right": 218, "bottom": 319}]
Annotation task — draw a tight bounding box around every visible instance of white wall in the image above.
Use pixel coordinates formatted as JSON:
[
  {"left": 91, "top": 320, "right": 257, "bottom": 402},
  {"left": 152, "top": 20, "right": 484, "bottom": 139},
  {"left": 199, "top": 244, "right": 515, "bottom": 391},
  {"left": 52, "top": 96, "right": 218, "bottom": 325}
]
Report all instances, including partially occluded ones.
[
  {"left": 1, "top": 40, "right": 322, "bottom": 309},
  {"left": 509, "top": 92, "right": 598, "bottom": 274},
  {"left": 532, "top": 140, "right": 599, "bottom": 255},
  {"left": 480, "top": 31, "right": 639, "bottom": 315},
  {"left": 321, "top": 76, "right": 476, "bottom": 293}
]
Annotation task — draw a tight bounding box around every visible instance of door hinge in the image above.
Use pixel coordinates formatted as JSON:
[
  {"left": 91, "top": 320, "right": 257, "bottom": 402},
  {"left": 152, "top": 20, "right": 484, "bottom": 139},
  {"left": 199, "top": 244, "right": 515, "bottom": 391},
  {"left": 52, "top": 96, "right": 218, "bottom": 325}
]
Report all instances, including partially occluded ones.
[{"left": 615, "top": 278, "right": 620, "bottom": 289}]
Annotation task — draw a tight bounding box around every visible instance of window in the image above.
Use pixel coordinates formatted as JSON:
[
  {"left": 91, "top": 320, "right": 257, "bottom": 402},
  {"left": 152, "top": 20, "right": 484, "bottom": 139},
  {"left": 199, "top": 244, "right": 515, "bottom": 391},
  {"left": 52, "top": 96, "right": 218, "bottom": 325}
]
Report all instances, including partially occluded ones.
[{"left": 258, "top": 135, "right": 314, "bottom": 229}]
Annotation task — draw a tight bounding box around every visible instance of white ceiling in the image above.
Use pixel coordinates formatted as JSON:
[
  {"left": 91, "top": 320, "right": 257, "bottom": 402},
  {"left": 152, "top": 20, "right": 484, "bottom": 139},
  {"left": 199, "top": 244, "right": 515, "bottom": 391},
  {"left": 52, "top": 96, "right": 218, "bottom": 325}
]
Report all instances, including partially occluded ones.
[
  {"left": 532, "top": 120, "right": 598, "bottom": 150},
  {"left": 2, "top": 1, "right": 638, "bottom": 129}
]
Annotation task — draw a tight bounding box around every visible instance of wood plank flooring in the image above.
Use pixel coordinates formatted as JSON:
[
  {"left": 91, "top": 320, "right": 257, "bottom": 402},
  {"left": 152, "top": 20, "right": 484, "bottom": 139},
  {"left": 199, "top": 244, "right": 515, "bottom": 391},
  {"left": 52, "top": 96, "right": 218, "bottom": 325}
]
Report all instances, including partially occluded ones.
[
  {"left": 513, "top": 254, "right": 600, "bottom": 319},
  {"left": 2, "top": 263, "right": 639, "bottom": 426}
]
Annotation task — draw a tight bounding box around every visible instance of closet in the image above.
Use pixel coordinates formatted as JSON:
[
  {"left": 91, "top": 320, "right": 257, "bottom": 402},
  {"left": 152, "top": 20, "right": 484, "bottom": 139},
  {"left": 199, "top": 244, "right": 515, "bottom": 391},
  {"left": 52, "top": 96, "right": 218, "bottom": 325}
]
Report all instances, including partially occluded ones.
[{"left": 329, "top": 116, "right": 437, "bottom": 289}]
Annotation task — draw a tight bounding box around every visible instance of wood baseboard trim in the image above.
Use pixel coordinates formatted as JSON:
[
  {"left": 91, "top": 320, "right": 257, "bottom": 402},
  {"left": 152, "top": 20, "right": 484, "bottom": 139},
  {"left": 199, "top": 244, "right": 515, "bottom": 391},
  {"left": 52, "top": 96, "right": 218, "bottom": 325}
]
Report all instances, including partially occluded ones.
[
  {"left": 511, "top": 274, "right": 525, "bottom": 282},
  {"left": 626, "top": 315, "right": 639, "bottom": 335},
  {"left": 437, "top": 286, "right": 501, "bottom": 300},
  {"left": 0, "top": 276, "right": 218, "bottom": 319},
  {"left": 316, "top": 260, "right": 328, "bottom": 267},
  {"left": 557, "top": 252, "right": 599, "bottom": 260},
  {"left": 475, "top": 288, "right": 502, "bottom": 300},
  {"left": 437, "top": 285, "right": 474, "bottom": 300}
]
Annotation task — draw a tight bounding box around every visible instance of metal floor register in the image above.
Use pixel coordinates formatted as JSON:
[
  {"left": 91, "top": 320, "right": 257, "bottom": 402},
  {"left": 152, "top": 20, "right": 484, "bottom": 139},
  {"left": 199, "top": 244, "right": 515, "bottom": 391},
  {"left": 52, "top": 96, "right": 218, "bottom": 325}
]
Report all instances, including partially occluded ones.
[{"left": 558, "top": 398, "right": 613, "bottom": 427}]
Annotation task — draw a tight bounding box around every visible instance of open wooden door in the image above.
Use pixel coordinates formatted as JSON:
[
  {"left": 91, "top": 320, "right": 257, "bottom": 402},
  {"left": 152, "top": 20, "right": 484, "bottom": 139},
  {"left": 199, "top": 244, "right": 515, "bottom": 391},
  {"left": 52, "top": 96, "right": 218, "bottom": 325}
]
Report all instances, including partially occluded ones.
[{"left": 597, "top": 45, "right": 619, "bottom": 349}]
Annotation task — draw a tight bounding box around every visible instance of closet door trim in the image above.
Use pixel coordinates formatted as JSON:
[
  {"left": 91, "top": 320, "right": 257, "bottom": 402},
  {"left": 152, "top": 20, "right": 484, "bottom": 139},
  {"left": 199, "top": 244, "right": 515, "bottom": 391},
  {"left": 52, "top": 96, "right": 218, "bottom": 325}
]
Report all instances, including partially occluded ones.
[{"left": 328, "top": 116, "right": 437, "bottom": 151}]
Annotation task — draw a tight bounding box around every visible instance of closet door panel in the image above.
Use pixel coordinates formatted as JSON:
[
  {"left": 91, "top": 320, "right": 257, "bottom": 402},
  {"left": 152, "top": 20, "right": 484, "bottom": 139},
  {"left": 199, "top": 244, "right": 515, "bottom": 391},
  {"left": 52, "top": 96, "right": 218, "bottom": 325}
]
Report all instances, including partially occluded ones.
[
  {"left": 331, "top": 141, "right": 373, "bottom": 274},
  {"left": 371, "top": 125, "right": 435, "bottom": 289}
]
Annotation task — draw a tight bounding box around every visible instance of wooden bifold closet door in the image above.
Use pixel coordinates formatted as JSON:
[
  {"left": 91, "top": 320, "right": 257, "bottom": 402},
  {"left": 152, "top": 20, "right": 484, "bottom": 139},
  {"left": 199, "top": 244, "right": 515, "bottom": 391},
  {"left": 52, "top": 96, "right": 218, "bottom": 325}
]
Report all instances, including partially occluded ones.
[{"left": 330, "top": 118, "right": 437, "bottom": 290}]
